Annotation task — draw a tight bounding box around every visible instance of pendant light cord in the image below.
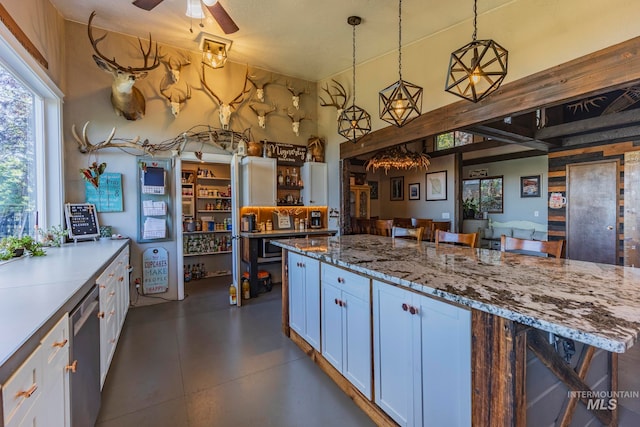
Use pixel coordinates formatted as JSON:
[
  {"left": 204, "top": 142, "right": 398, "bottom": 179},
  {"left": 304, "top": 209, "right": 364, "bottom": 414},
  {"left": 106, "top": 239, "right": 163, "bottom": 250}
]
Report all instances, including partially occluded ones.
[
  {"left": 398, "top": 0, "right": 403, "bottom": 81},
  {"left": 352, "top": 22, "right": 357, "bottom": 107},
  {"left": 472, "top": 0, "right": 478, "bottom": 41}
]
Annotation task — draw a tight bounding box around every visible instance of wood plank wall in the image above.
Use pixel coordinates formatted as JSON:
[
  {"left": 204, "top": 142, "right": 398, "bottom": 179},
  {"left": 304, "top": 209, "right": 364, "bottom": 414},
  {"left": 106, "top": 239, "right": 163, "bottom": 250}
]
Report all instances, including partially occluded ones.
[{"left": 548, "top": 141, "right": 640, "bottom": 264}]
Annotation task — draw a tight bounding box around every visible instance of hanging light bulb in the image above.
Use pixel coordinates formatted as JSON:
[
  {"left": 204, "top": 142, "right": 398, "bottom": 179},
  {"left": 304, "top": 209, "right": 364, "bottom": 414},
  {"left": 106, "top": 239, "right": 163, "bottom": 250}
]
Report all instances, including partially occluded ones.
[
  {"left": 201, "top": 39, "right": 227, "bottom": 69},
  {"left": 338, "top": 16, "right": 371, "bottom": 143},
  {"left": 379, "top": 0, "right": 423, "bottom": 127},
  {"left": 445, "top": 0, "right": 508, "bottom": 102}
]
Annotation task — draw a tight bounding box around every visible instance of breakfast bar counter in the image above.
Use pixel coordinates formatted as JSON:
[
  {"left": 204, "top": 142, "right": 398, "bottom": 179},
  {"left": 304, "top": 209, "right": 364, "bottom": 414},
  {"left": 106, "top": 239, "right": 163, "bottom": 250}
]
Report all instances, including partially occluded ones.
[{"left": 272, "top": 234, "right": 640, "bottom": 426}]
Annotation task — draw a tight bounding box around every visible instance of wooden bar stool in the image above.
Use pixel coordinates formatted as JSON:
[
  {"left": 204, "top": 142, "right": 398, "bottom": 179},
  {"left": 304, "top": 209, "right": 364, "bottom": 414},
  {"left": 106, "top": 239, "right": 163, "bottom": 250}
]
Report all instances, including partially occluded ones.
[
  {"left": 500, "top": 235, "right": 565, "bottom": 258},
  {"left": 391, "top": 226, "right": 425, "bottom": 241},
  {"left": 373, "top": 219, "right": 393, "bottom": 237},
  {"left": 435, "top": 230, "right": 478, "bottom": 248}
]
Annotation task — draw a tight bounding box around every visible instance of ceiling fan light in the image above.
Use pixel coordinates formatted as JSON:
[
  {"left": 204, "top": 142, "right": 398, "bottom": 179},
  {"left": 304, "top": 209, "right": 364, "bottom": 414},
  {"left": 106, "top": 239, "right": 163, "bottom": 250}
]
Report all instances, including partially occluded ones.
[{"left": 186, "top": 0, "right": 205, "bottom": 19}]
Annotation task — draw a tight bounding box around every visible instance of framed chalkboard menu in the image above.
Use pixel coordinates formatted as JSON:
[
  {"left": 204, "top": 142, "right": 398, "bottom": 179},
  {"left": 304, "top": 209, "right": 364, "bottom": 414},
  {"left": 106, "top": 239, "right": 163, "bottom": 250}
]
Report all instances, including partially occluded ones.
[{"left": 64, "top": 203, "right": 100, "bottom": 242}]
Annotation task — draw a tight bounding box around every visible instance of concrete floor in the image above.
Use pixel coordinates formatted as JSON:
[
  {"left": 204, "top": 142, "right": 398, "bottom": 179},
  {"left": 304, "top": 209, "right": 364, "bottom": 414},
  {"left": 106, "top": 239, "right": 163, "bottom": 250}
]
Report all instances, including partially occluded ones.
[
  {"left": 98, "top": 278, "right": 640, "bottom": 427},
  {"left": 96, "top": 278, "right": 374, "bottom": 427}
]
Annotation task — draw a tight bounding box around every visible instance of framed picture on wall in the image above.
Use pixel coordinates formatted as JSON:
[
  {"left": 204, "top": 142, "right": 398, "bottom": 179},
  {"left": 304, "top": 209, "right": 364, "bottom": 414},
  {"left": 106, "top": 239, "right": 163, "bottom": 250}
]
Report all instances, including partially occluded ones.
[
  {"left": 408, "top": 183, "right": 420, "bottom": 200},
  {"left": 426, "top": 171, "right": 447, "bottom": 201},
  {"left": 368, "top": 181, "right": 379, "bottom": 200},
  {"left": 520, "top": 175, "right": 541, "bottom": 197},
  {"left": 390, "top": 177, "right": 404, "bottom": 201}
]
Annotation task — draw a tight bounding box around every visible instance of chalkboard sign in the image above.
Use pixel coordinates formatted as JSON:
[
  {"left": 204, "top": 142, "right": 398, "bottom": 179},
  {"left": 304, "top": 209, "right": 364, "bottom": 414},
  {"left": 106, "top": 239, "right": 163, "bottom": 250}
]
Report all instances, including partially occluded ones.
[{"left": 64, "top": 203, "right": 100, "bottom": 241}]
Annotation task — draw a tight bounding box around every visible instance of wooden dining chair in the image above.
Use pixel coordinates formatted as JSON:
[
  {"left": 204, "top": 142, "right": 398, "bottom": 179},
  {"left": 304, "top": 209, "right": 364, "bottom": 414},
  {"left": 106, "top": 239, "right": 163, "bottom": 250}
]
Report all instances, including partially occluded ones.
[
  {"left": 430, "top": 221, "right": 451, "bottom": 242},
  {"left": 391, "top": 226, "right": 425, "bottom": 241},
  {"left": 392, "top": 217, "right": 412, "bottom": 228},
  {"left": 500, "top": 235, "right": 565, "bottom": 258},
  {"left": 435, "top": 230, "right": 478, "bottom": 248},
  {"left": 411, "top": 218, "right": 433, "bottom": 240},
  {"left": 373, "top": 219, "right": 393, "bottom": 237}
]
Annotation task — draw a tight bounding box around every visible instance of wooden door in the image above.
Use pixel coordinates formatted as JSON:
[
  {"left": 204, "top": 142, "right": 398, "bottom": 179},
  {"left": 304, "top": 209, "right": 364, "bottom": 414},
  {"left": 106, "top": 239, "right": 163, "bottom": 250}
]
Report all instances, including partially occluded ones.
[{"left": 567, "top": 161, "right": 618, "bottom": 264}]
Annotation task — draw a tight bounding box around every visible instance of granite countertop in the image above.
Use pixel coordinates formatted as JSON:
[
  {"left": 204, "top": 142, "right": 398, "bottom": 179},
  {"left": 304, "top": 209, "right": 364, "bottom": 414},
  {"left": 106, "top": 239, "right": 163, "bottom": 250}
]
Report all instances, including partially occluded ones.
[
  {"left": 0, "top": 239, "right": 129, "bottom": 383},
  {"left": 271, "top": 234, "right": 640, "bottom": 353},
  {"left": 240, "top": 228, "right": 337, "bottom": 238}
]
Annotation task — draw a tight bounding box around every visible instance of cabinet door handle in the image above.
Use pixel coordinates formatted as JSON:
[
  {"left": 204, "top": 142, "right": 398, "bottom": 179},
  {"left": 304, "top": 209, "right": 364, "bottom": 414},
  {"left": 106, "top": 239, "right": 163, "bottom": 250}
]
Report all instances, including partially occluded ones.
[
  {"left": 118, "top": 276, "right": 124, "bottom": 282},
  {"left": 97, "top": 311, "right": 105, "bottom": 319},
  {"left": 52, "top": 339, "right": 68, "bottom": 348},
  {"left": 402, "top": 303, "right": 408, "bottom": 312},
  {"left": 16, "top": 383, "right": 37, "bottom": 398},
  {"left": 99, "top": 285, "right": 106, "bottom": 289},
  {"left": 334, "top": 298, "right": 339, "bottom": 305},
  {"left": 341, "top": 300, "right": 346, "bottom": 308},
  {"left": 66, "top": 360, "right": 78, "bottom": 373},
  {"left": 409, "top": 306, "right": 418, "bottom": 315}
]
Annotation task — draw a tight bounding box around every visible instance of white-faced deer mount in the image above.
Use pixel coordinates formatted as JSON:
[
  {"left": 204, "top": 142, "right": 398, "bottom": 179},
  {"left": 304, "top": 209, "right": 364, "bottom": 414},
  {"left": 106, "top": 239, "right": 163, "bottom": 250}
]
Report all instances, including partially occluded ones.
[
  {"left": 87, "top": 11, "right": 160, "bottom": 121},
  {"left": 160, "top": 75, "right": 191, "bottom": 117},
  {"left": 249, "top": 103, "right": 277, "bottom": 129},
  {"left": 201, "top": 64, "right": 250, "bottom": 130},
  {"left": 319, "top": 79, "right": 349, "bottom": 121},
  {"left": 161, "top": 51, "right": 191, "bottom": 84},
  {"left": 287, "top": 109, "right": 310, "bottom": 136},
  {"left": 248, "top": 72, "right": 274, "bottom": 102},
  {"left": 286, "top": 81, "right": 310, "bottom": 110}
]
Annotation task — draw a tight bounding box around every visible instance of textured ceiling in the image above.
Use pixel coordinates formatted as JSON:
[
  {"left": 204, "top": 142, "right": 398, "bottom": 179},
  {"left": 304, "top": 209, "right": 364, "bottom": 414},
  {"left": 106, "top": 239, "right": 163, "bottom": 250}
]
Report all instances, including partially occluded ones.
[{"left": 50, "top": 0, "right": 512, "bottom": 81}]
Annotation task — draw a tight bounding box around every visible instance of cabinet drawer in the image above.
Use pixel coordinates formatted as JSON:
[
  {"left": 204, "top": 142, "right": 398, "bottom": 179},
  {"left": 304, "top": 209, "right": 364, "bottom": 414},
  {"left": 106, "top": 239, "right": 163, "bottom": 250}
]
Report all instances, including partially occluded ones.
[
  {"left": 40, "top": 313, "right": 69, "bottom": 368},
  {"left": 2, "top": 346, "right": 43, "bottom": 426},
  {"left": 321, "top": 264, "right": 370, "bottom": 302}
]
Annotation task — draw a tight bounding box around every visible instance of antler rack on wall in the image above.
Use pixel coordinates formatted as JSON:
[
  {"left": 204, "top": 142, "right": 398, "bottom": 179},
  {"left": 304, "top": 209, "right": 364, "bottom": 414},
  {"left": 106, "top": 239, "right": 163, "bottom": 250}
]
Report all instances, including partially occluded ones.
[{"left": 72, "top": 122, "right": 251, "bottom": 156}]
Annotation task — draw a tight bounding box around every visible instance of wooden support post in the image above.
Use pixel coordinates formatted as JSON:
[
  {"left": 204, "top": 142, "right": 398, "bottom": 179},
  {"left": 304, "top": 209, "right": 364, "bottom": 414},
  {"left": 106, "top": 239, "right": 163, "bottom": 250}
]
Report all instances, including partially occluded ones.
[
  {"left": 558, "top": 346, "right": 596, "bottom": 426},
  {"left": 471, "top": 310, "right": 527, "bottom": 427}
]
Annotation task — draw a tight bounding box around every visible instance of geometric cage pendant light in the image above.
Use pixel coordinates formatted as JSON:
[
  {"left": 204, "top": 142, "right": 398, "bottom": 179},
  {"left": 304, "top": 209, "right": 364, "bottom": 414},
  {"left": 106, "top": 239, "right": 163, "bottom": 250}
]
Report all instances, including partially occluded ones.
[
  {"left": 445, "top": 0, "right": 508, "bottom": 102},
  {"left": 379, "top": 0, "right": 423, "bottom": 127},
  {"left": 338, "top": 16, "right": 372, "bottom": 143}
]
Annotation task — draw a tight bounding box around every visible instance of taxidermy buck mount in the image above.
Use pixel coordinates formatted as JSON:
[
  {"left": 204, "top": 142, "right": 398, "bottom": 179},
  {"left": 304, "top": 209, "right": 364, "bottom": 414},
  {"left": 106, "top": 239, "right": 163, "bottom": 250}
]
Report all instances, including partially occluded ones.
[
  {"left": 200, "top": 63, "right": 250, "bottom": 130},
  {"left": 287, "top": 109, "right": 309, "bottom": 136},
  {"left": 286, "top": 81, "right": 310, "bottom": 110},
  {"left": 247, "top": 72, "right": 274, "bottom": 102},
  {"left": 87, "top": 11, "right": 160, "bottom": 121},
  {"left": 249, "top": 102, "right": 277, "bottom": 129}
]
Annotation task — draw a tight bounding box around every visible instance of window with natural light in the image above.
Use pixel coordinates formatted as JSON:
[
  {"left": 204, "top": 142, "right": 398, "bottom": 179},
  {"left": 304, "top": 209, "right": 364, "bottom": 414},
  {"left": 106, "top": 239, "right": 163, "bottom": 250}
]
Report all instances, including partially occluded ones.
[
  {"left": 0, "top": 63, "right": 37, "bottom": 238},
  {"left": 435, "top": 130, "right": 475, "bottom": 151}
]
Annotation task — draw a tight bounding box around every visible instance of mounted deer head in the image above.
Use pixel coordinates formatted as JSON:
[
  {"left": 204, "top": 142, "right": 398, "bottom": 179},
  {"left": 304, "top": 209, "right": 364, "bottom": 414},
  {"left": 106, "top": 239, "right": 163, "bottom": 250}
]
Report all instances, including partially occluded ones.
[
  {"left": 319, "top": 79, "right": 349, "bottom": 121},
  {"left": 161, "top": 51, "right": 191, "bottom": 84},
  {"left": 87, "top": 11, "right": 160, "bottom": 121},
  {"left": 201, "top": 64, "right": 250, "bottom": 130},
  {"left": 247, "top": 72, "right": 274, "bottom": 102},
  {"left": 249, "top": 103, "right": 277, "bottom": 129},
  {"left": 286, "top": 81, "right": 310, "bottom": 110},
  {"left": 160, "top": 75, "right": 191, "bottom": 117},
  {"left": 287, "top": 109, "right": 310, "bottom": 136}
]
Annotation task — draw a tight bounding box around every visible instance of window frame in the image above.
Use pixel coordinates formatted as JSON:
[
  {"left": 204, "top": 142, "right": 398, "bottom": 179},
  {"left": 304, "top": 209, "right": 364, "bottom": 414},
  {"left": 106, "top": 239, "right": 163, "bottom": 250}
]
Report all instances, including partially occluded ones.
[{"left": 0, "top": 27, "right": 64, "bottom": 232}]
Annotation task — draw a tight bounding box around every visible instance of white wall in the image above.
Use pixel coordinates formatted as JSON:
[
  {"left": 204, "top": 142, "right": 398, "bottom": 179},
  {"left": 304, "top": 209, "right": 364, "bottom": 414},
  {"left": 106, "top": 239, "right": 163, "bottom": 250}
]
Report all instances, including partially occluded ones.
[{"left": 319, "top": 0, "right": 640, "bottom": 231}]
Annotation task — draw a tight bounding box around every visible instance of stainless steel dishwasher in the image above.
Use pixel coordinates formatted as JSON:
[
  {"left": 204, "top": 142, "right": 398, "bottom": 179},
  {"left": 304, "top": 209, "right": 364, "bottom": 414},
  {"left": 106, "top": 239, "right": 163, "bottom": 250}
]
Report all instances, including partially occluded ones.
[{"left": 69, "top": 285, "right": 101, "bottom": 427}]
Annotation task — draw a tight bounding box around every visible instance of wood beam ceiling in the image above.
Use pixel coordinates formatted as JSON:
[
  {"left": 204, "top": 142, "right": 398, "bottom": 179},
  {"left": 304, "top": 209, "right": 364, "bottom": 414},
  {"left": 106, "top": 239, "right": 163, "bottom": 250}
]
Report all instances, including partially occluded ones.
[{"left": 340, "top": 35, "right": 640, "bottom": 159}]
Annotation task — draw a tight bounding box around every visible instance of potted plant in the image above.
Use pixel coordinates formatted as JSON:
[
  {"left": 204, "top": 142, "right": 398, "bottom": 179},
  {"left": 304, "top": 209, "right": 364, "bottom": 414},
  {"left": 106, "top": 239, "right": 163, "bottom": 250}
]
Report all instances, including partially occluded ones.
[
  {"left": 38, "top": 225, "right": 67, "bottom": 247},
  {"left": 0, "top": 235, "right": 46, "bottom": 260},
  {"left": 462, "top": 197, "right": 479, "bottom": 219}
]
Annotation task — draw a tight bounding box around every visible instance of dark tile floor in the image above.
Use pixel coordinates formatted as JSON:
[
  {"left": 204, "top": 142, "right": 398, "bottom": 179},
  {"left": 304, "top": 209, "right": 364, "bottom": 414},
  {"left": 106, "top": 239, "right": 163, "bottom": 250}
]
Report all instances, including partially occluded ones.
[
  {"left": 96, "top": 278, "right": 375, "bottom": 427},
  {"left": 98, "top": 278, "right": 640, "bottom": 427}
]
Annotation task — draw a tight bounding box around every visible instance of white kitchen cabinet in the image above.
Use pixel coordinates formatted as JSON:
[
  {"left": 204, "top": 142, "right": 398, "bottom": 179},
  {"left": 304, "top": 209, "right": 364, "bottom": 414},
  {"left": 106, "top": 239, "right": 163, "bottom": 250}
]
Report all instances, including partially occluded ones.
[
  {"left": 98, "top": 245, "right": 129, "bottom": 389},
  {"left": 321, "top": 264, "right": 371, "bottom": 398},
  {"left": 241, "top": 156, "right": 277, "bottom": 206},
  {"left": 373, "top": 280, "right": 471, "bottom": 427},
  {"left": 287, "top": 252, "right": 320, "bottom": 350},
  {"left": 2, "top": 314, "right": 70, "bottom": 427},
  {"left": 301, "top": 162, "right": 328, "bottom": 206}
]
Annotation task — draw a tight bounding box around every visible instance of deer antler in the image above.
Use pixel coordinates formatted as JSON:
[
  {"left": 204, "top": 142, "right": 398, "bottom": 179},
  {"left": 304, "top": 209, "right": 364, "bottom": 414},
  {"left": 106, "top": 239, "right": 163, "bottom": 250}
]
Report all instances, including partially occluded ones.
[
  {"left": 319, "top": 79, "right": 349, "bottom": 109},
  {"left": 248, "top": 72, "right": 274, "bottom": 90},
  {"left": 87, "top": 11, "right": 160, "bottom": 73},
  {"left": 200, "top": 62, "right": 223, "bottom": 106},
  {"left": 228, "top": 67, "right": 251, "bottom": 110},
  {"left": 286, "top": 81, "right": 310, "bottom": 96},
  {"left": 72, "top": 122, "right": 152, "bottom": 154}
]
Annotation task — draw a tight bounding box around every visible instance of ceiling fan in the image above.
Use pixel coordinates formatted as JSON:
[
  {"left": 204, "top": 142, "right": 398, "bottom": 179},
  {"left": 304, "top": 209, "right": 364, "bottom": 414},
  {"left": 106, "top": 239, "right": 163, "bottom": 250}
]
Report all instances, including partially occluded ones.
[{"left": 132, "top": 0, "right": 239, "bottom": 34}]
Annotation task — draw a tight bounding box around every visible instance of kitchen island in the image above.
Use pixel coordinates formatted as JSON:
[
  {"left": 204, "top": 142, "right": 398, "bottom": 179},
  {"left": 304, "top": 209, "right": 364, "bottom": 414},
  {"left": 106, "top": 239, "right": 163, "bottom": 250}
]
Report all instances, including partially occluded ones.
[{"left": 273, "top": 234, "right": 640, "bottom": 427}]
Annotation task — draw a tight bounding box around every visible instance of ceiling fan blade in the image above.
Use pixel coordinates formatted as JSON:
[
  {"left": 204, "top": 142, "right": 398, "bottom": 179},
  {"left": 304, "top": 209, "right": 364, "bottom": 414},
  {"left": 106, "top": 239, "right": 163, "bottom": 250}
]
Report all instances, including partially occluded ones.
[
  {"left": 132, "top": 0, "right": 164, "bottom": 11},
  {"left": 203, "top": 2, "right": 239, "bottom": 34}
]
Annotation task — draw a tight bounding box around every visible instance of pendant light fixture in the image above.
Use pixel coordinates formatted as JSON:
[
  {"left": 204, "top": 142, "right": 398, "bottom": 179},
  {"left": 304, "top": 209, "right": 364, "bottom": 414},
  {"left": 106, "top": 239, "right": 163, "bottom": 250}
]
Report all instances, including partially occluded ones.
[
  {"left": 338, "top": 16, "right": 371, "bottom": 143},
  {"left": 445, "top": 0, "right": 508, "bottom": 102},
  {"left": 379, "top": 0, "right": 423, "bottom": 127}
]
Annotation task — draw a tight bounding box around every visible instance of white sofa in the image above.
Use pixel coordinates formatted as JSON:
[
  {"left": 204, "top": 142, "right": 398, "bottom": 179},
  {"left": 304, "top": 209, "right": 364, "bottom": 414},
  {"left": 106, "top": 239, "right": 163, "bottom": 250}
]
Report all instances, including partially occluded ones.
[{"left": 478, "top": 220, "right": 548, "bottom": 250}]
